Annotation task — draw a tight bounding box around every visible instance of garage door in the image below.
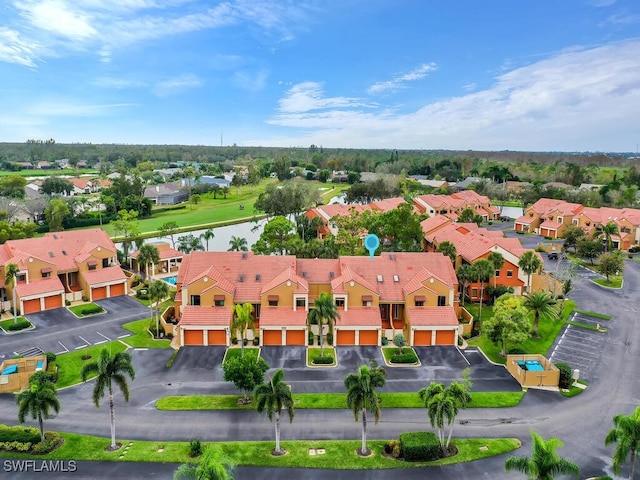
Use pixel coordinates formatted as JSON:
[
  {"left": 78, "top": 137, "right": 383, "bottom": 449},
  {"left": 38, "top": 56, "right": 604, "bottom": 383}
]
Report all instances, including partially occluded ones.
[
  {"left": 263, "top": 330, "right": 282, "bottom": 345},
  {"left": 337, "top": 330, "right": 355, "bottom": 345},
  {"left": 110, "top": 283, "right": 125, "bottom": 297},
  {"left": 23, "top": 298, "right": 41, "bottom": 314},
  {"left": 92, "top": 286, "right": 107, "bottom": 300},
  {"left": 207, "top": 330, "right": 226, "bottom": 345},
  {"left": 413, "top": 330, "right": 432, "bottom": 346},
  {"left": 359, "top": 330, "right": 378, "bottom": 345},
  {"left": 435, "top": 330, "right": 456, "bottom": 345},
  {"left": 183, "top": 330, "right": 204, "bottom": 345},
  {"left": 286, "top": 330, "right": 305, "bottom": 346},
  {"left": 44, "top": 295, "right": 63, "bottom": 310}
]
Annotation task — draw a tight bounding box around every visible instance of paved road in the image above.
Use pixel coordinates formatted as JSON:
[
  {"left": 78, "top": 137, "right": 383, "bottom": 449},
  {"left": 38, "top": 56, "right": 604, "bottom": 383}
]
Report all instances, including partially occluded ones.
[{"left": 1, "top": 260, "right": 638, "bottom": 479}]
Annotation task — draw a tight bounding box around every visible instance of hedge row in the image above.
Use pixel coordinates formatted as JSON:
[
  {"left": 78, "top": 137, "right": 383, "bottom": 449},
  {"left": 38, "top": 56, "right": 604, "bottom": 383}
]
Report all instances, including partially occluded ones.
[
  {"left": 6, "top": 318, "right": 31, "bottom": 331},
  {"left": 390, "top": 352, "right": 419, "bottom": 364},
  {"left": 78, "top": 305, "right": 103, "bottom": 315},
  {"left": 399, "top": 431, "right": 440, "bottom": 462},
  {"left": 0, "top": 425, "right": 41, "bottom": 444},
  {"left": 312, "top": 355, "right": 334, "bottom": 365}
]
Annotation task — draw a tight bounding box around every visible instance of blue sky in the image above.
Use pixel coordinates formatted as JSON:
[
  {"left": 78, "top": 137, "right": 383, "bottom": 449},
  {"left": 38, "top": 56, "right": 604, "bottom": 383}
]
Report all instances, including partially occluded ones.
[{"left": 1, "top": 0, "right": 639, "bottom": 152}]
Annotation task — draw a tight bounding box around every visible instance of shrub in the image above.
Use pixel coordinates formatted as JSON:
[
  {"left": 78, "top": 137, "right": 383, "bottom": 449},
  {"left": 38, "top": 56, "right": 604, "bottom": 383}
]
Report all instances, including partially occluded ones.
[
  {"left": 507, "top": 348, "right": 526, "bottom": 355},
  {"left": 189, "top": 439, "right": 202, "bottom": 457},
  {"left": 252, "top": 337, "right": 259, "bottom": 346},
  {"left": 65, "top": 300, "right": 71, "bottom": 306},
  {"left": 231, "top": 337, "right": 238, "bottom": 345},
  {"left": 393, "top": 333, "right": 407, "bottom": 353},
  {"left": 381, "top": 336, "right": 389, "bottom": 346},
  {"left": 81, "top": 295, "right": 89, "bottom": 302},
  {"left": 44, "top": 351, "right": 57, "bottom": 363},
  {"left": 243, "top": 338, "right": 248, "bottom": 346},
  {"left": 390, "top": 351, "right": 419, "bottom": 364},
  {"left": 7, "top": 318, "right": 31, "bottom": 331},
  {"left": 555, "top": 362, "right": 573, "bottom": 389},
  {"left": 384, "top": 439, "right": 402, "bottom": 459},
  {"left": 31, "top": 434, "right": 61, "bottom": 454},
  {"left": 308, "top": 332, "right": 315, "bottom": 345},
  {"left": 79, "top": 304, "right": 103, "bottom": 315},
  {"left": 399, "top": 431, "right": 440, "bottom": 461},
  {"left": 0, "top": 425, "right": 41, "bottom": 444},
  {"left": 312, "top": 355, "right": 334, "bottom": 365},
  {"left": 326, "top": 332, "right": 333, "bottom": 345}
]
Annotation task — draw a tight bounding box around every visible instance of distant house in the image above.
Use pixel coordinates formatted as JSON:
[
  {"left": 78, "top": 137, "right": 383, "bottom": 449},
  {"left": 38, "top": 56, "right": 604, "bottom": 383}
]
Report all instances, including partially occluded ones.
[
  {"left": 409, "top": 176, "right": 449, "bottom": 189},
  {"left": 144, "top": 182, "right": 189, "bottom": 205},
  {"left": 69, "top": 177, "right": 102, "bottom": 195},
  {"left": 198, "top": 176, "right": 231, "bottom": 188},
  {"left": 453, "top": 177, "right": 484, "bottom": 191},
  {"left": 579, "top": 183, "right": 604, "bottom": 191}
]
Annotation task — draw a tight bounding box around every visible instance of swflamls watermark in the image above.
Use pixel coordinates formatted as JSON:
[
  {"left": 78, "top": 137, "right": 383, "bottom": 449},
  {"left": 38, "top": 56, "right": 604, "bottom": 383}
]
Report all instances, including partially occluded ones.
[{"left": 3, "top": 460, "right": 77, "bottom": 473}]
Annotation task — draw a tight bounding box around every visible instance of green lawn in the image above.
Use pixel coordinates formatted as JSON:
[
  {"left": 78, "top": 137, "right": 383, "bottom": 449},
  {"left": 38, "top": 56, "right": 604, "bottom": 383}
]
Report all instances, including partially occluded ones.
[
  {"left": 573, "top": 309, "right": 611, "bottom": 320},
  {"left": 223, "top": 347, "right": 259, "bottom": 362},
  {"left": 593, "top": 276, "right": 623, "bottom": 288},
  {"left": 156, "top": 391, "right": 524, "bottom": 411},
  {"left": 307, "top": 347, "right": 336, "bottom": 365},
  {"left": 467, "top": 300, "right": 576, "bottom": 364},
  {"left": 68, "top": 303, "right": 104, "bottom": 317},
  {"left": 381, "top": 347, "right": 419, "bottom": 364},
  {"left": 0, "top": 432, "right": 520, "bottom": 469},
  {"left": 0, "top": 317, "right": 32, "bottom": 332},
  {"left": 121, "top": 318, "right": 172, "bottom": 349},
  {"left": 0, "top": 169, "right": 99, "bottom": 178}
]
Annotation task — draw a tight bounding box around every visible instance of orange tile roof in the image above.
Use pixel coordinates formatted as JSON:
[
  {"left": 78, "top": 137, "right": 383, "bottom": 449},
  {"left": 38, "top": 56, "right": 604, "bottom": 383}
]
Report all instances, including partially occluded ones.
[
  {"left": 16, "top": 277, "right": 65, "bottom": 297},
  {"left": 515, "top": 215, "right": 536, "bottom": 224},
  {"left": 540, "top": 221, "right": 562, "bottom": 230},
  {"left": 296, "top": 258, "right": 341, "bottom": 283},
  {"left": 430, "top": 224, "right": 527, "bottom": 262},
  {"left": 420, "top": 216, "right": 452, "bottom": 235},
  {"left": 179, "top": 306, "right": 232, "bottom": 326},
  {"left": 337, "top": 307, "right": 381, "bottom": 326},
  {"left": 261, "top": 266, "right": 308, "bottom": 294},
  {"left": 408, "top": 306, "right": 458, "bottom": 326},
  {"left": 131, "top": 243, "right": 183, "bottom": 261},
  {"left": 82, "top": 266, "right": 127, "bottom": 285},
  {"left": 259, "top": 307, "right": 308, "bottom": 326},
  {"left": 370, "top": 197, "right": 406, "bottom": 212}
]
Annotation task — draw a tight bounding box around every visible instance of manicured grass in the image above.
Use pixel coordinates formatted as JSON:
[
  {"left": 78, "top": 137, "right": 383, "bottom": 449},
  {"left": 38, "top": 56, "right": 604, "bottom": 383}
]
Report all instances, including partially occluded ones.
[
  {"left": 566, "top": 321, "right": 607, "bottom": 332},
  {"left": 573, "top": 309, "right": 611, "bottom": 320},
  {"left": 381, "top": 347, "right": 419, "bottom": 364},
  {"left": 467, "top": 300, "right": 576, "bottom": 364},
  {"left": 121, "top": 318, "right": 172, "bottom": 349},
  {"left": 0, "top": 432, "right": 520, "bottom": 469},
  {"left": 223, "top": 347, "right": 259, "bottom": 362},
  {"left": 55, "top": 342, "right": 128, "bottom": 388},
  {"left": 560, "top": 380, "right": 589, "bottom": 398},
  {"left": 0, "top": 169, "right": 98, "bottom": 178},
  {"left": 593, "top": 276, "right": 623, "bottom": 288},
  {"left": 463, "top": 303, "right": 494, "bottom": 324},
  {"left": 156, "top": 391, "right": 525, "bottom": 411},
  {"left": 0, "top": 317, "right": 32, "bottom": 332},
  {"left": 307, "top": 347, "right": 335, "bottom": 365},
  {"left": 68, "top": 303, "right": 104, "bottom": 317}
]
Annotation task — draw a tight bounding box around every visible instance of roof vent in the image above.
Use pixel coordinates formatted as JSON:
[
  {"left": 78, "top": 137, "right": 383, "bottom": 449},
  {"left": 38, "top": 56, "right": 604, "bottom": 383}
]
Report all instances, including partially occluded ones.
[
  {"left": 389, "top": 254, "right": 395, "bottom": 260},
  {"left": 52, "top": 234, "right": 58, "bottom": 240},
  {"left": 302, "top": 271, "right": 307, "bottom": 278},
  {"left": 238, "top": 274, "right": 244, "bottom": 282},
  {"left": 329, "top": 271, "right": 334, "bottom": 279},
  {"left": 48, "top": 252, "right": 54, "bottom": 258},
  {"left": 255, "top": 274, "right": 261, "bottom": 281},
  {"left": 241, "top": 252, "right": 248, "bottom": 260},
  {"left": 62, "top": 250, "right": 67, "bottom": 256},
  {"left": 377, "top": 275, "right": 383, "bottom": 283},
  {"left": 393, "top": 275, "right": 399, "bottom": 282}
]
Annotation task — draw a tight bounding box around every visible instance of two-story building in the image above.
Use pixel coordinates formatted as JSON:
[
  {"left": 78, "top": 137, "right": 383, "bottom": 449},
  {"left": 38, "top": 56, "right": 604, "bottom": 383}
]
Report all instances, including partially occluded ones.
[{"left": 174, "top": 251, "right": 462, "bottom": 348}]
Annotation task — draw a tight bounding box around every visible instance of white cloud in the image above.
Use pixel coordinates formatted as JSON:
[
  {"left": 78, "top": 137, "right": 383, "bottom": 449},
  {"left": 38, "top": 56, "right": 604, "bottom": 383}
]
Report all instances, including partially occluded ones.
[
  {"left": 266, "top": 40, "right": 640, "bottom": 151},
  {"left": 16, "top": 0, "right": 98, "bottom": 41},
  {"left": 277, "top": 82, "right": 373, "bottom": 113},
  {"left": 152, "top": 73, "right": 203, "bottom": 97},
  {"left": 0, "top": 27, "right": 41, "bottom": 68},
  {"left": 367, "top": 63, "right": 437, "bottom": 95}
]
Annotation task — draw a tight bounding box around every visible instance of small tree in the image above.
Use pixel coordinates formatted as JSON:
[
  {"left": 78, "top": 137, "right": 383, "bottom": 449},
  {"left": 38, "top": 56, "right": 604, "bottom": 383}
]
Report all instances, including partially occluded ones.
[
  {"left": 308, "top": 292, "right": 340, "bottom": 357},
  {"left": 488, "top": 251, "right": 505, "bottom": 288},
  {"left": 598, "top": 251, "right": 624, "bottom": 281},
  {"left": 200, "top": 229, "right": 215, "bottom": 251},
  {"left": 16, "top": 372, "right": 60, "bottom": 441},
  {"left": 159, "top": 221, "right": 180, "bottom": 249},
  {"left": 505, "top": 430, "right": 579, "bottom": 480},
  {"left": 174, "top": 446, "right": 234, "bottom": 480},
  {"left": 254, "top": 369, "right": 294, "bottom": 455},
  {"left": 436, "top": 241, "right": 457, "bottom": 265},
  {"left": 137, "top": 244, "right": 160, "bottom": 281},
  {"left": 605, "top": 406, "right": 640, "bottom": 480},
  {"left": 393, "top": 333, "right": 406, "bottom": 354},
  {"left": 483, "top": 293, "right": 531, "bottom": 356},
  {"left": 456, "top": 263, "right": 476, "bottom": 307},
  {"left": 576, "top": 238, "right": 604, "bottom": 264},
  {"left": 523, "top": 290, "right": 558, "bottom": 338},
  {"left": 4, "top": 262, "right": 19, "bottom": 325},
  {"left": 149, "top": 280, "right": 169, "bottom": 338},
  {"left": 223, "top": 355, "right": 269, "bottom": 404},
  {"left": 518, "top": 250, "right": 542, "bottom": 293},
  {"left": 474, "top": 259, "right": 494, "bottom": 322}
]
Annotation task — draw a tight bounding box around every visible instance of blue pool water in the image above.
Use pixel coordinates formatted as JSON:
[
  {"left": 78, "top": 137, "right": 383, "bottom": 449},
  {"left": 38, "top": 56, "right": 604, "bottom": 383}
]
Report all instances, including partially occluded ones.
[
  {"left": 517, "top": 360, "right": 545, "bottom": 372},
  {"left": 2, "top": 365, "right": 18, "bottom": 375},
  {"left": 163, "top": 276, "right": 178, "bottom": 286}
]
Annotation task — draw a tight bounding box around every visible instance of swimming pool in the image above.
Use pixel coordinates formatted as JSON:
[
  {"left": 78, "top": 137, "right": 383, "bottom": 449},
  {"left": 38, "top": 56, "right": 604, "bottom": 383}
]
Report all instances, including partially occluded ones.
[
  {"left": 163, "top": 275, "right": 178, "bottom": 286},
  {"left": 517, "top": 360, "right": 545, "bottom": 372}
]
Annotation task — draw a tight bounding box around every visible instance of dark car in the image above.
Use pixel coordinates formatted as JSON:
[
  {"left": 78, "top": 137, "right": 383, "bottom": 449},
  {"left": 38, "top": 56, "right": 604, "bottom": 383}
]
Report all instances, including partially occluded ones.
[{"left": 547, "top": 252, "right": 558, "bottom": 260}]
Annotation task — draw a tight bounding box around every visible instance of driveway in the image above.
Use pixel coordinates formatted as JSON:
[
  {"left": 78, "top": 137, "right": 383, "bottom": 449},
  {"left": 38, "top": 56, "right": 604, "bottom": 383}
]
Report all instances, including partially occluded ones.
[{"left": 0, "top": 296, "right": 151, "bottom": 360}]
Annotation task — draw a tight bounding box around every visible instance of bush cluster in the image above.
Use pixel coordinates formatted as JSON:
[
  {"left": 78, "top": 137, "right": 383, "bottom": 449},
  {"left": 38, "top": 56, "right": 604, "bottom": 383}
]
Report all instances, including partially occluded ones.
[
  {"left": 384, "top": 439, "right": 402, "bottom": 458},
  {"left": 312, "top": 355, "right": 334, "bottom": 365},
  {"left": 555, "top": 362, "right": 573, "bottom": 389},
  {"left": 399, "top": 431, "right": 441, "bottom": 462},
  {"left": 390, "top": 352, "right": 419, "bottom": 364},
  {"left": 252, "top": 337, "right": 259, "bottom": 346},
  {"left": 31, "top": 435, "right": 60, "bottom": 455},
  {"left": 7, "top": 318, "right": 31, "bottom": 331},
  {"left": 188, "top": 439, "right": 202, "bottom": 457},
  {"left": 0, "top": 441, "right": 32, "bottom": 452},
  {"left": 78, "top": 304, "right": 103, "bottom": 316},
  {"left": 0, "top": 425, "right": 41, "bottom": 444}
]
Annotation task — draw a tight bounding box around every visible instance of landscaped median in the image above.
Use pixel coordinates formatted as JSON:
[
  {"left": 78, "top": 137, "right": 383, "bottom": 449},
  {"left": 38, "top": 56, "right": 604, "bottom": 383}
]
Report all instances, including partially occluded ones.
[
  {"left": 156, "top": 390, "right": 525, "bottom": 411},
  {"left": 0, "top": 431, "right": 521, "bottom": 470},
  {"left": 0, "top": 317, "right": 33, "bottom": 333}
]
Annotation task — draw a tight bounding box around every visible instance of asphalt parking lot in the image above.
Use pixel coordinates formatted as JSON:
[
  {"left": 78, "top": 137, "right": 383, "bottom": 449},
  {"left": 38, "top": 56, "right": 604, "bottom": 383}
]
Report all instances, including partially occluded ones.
[
  {"left": 548, "top": 312, "right": 609, "bottom": 380},
  {"left": 0, "top": 296, "right": 151, "bottom": 359}
]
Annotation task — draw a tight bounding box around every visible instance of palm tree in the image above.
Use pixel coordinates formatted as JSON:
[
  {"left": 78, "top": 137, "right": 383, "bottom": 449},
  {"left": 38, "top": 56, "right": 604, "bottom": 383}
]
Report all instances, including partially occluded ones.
[
  {"left": 254, "top": 369, "right": 294, "bottom": 455},
  {"left": 505, "top": 430, "right": 579, "bottom": 480},
  {"left": 310, "top": 292, "right": 340, "bottom": 357},
  {"left": 474, "top": 259, "right": 494, "bottom": 323},
  {"left": 149, "top": 280, "right": 170, "bottom": 339},
  {"left": 4, "top": 262, "right": 20, "bottom": 324},
  {"left": 81, "top": 348, "right": 136, "bottom": 450},
  {"left": 488, "top": 251, "right": 505, "bottom": 288},
  {"left": 228, "top": 236, "right": 248, "bottom": 252},
  {"left": 598, "top": 221, "right": 619, "bottom": 253},
  {"left": 137, "top": 244, "right": 160, "bottom": 281},
  {"left": 344, "top": 362, "right": 386, "bottom": 456},
  {"left": 519, "top": 250, "right": 542, "bottom": 294},
  {"left": 174, "top": 446, "right": 234, "bottom": 480},
  {"left": 200, "top": 229, "right": 215, "bottom": 251},
  {"left": 456, "top": 263, "right": 476, "bottom": 307},
  {"left": 605, "top": 406, "right": 640, "bottom": 479},
  {"left": 16, "top": 373, "right": 60, "bottom": 441},
  {"left": 436, "top": 241, "right": 457, "bottom": 265},
  {"left": 523, "top": 290, "right": 558, "bottom": 338},
  {"left": 232, "top": 303, "right": 255, "bottom": 354},
  {"left": 419, "top": 381, "right": 471, "bottom": 455}
]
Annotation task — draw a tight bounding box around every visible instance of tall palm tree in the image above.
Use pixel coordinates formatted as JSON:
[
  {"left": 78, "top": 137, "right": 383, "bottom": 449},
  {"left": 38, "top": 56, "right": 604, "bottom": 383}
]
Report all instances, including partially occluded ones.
[
  {"left": 16, "top": 373, "right": 60, "bottom": 441},
  {"left": 419, "top": 381, "right": 471, "bottom": 455},
  {"left": 149, "top": 280, "right": 170, "bottom": 339},
  {"left": 137, "top": 244, "right": 160, "bottom": 281},
  {"left": 228, "top": 236, "right": 248, "bottom": 252},
  {"left": 436, "top": 241, "right": 457, "bottom": 265},
  {"left": 310, "top": 292, "right": 340, "bottom": 357},
  {"left": 200, "top": 229, "right": 215, "bottom": 251},
  {"left": 174, "top": 446, "right": 234, "bottom": 480},
  {"left": 519, "top": 250, "right": 542, "bottom": 294},
  {"left": 598, "top": 221, "right": 619, "bottom": 253},
  {"left": 523, "top": 290, "right": 558, "bottom": 338},
  {"left": 605, "top": 406, "right": 640, "bottom": 480},
  {"left": 81, "top": 348, "right": 136, "bottom": 450},
  {"left": 254, "top": 369, "right": 294, "bottom": 455},
  {"left": 474, "top": 259, "right": 494, "bottom": 323},
  {"left": 456, "top": 263, "right": 476, "bottom": 307},
  {"left": 488, "top": 251, "right": 505, "bottom": 288},
  {"left": 505, "top": 430, "right": 579, "bottom": 480},
  {"left": 344, "top": 361, "right": 386, "bottom": 456},
  {"left": 232, "top": 303, "right": 255, "bottom": 354},
  {"left": 4, "top": 262, "right": 20, "bottom": 324}
]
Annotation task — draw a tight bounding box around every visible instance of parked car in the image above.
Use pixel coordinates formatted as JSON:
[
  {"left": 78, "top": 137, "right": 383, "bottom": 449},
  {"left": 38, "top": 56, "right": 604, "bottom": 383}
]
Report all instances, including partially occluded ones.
[{"left": 547, "top": 252, "right": 558, "bottom": 260}]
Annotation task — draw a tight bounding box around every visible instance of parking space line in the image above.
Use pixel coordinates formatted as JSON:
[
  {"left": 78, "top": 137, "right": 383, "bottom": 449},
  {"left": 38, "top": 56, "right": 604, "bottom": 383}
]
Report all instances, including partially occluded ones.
[
  {"left": 117, "top": 334, "right": 130, "bottom": 339},
  {"left": 97, "top": 332, "right": 111, "bottom": 341},
  {"left": 94, "top": 340, "right": 108, "bottom": 345},
  {"left": 57, "top": 341, "right": 69, "bottom": 354},
  {"left": 78, "top": 335, "right": 91, "bottom": 345},
  {"left": 75, "top": 344, "right": 89, "bottom": 350}
]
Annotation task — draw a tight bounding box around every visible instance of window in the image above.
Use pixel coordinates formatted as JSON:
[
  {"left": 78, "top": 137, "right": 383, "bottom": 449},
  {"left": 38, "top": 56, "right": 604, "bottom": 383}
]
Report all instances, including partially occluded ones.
[
  {"left": 102, "top": 258, "right": 109, "bottom": 268},
  {"left": 335, "top": 298, "right": 345, "bottom": 308},
  {"left": 506, "top": 270, "right": 514, "bottom": 278},
  {"left": 437, "top": 295, "right": 447, "bottom": 306},
  {"left": 558, "top": 217, "right": 563, "bottom": 224},
  {"left": 214, "top": 295, "right": 225, "bottom": 307},
  {"left": 268, "top": 295, "right": 279, "bottom": 307},
  {"left": 296, "top": 298, "right": 306, "bottom": 308},
  {"left": 471, "top": 288, "right": 478, "bottom": 298},
  {"left": 88, "top": 260, "right": 97, "bottom": 271},
  {"left": 573, "top": 219, "right": 579, "bottom": 225},
  {"left": 495, "top": 270, "right": 500, "bottom": 277},
  {"left": 415, "top": 295, "right": 425, "bottom": 307},
  {"left": 16, "top": 274, "right": 26, "bottom": 283},
  {"left": 42, "top": 271, "right": 51, "bottom": 278},
  {"left": 190, "top": 295, "right": 201, "bottom": 306},
  {"left": 363, "top": 300, "right": 372, "bottom": 307}
]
